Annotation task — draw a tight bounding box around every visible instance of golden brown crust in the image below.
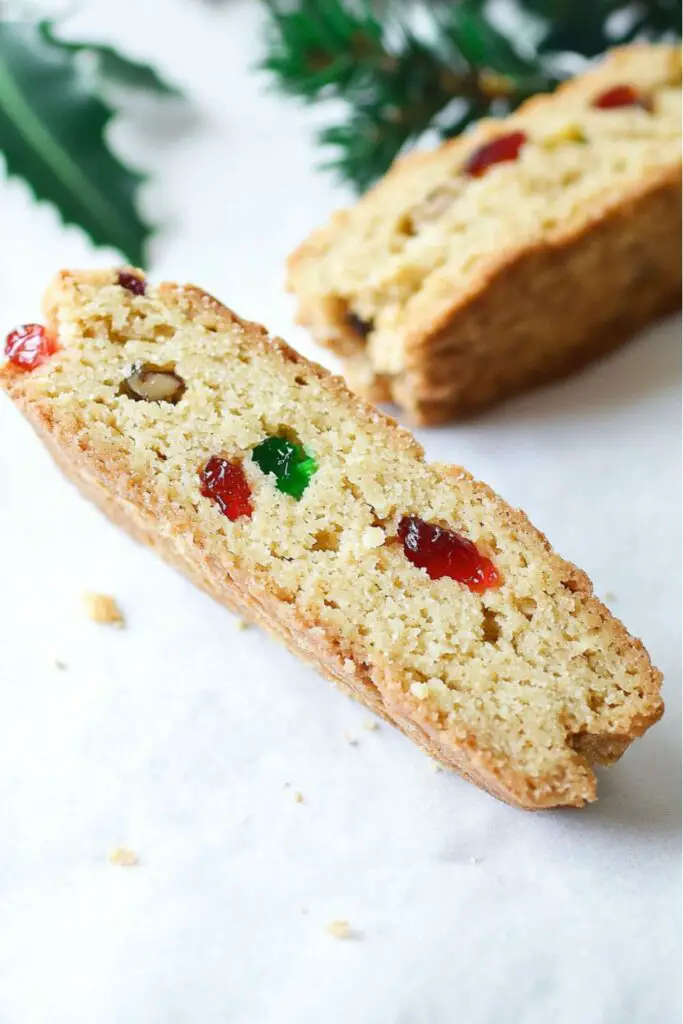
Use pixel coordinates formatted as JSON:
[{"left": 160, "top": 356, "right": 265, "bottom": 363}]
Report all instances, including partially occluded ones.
[
  {"left": 0, "top": 270, "right": 664, "bottom": 809},
  {"left": 287, "top": 45, "right": 682, "bottom": 424}
]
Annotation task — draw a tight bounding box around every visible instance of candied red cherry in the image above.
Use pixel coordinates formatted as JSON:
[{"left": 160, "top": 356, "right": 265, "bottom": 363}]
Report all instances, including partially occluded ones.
[
  {"left": 4, "top": 324, "right": 58, "bottom": 370},
  {"left": 118, "top": 270, "right": 146, "bottom": 296},
  {"left": 398, "top": 516, "right": 500, "bottom": 593},
  {"left": 463, "top": 131, "right": 528, "bottom": 179},
  {"left": 199, "top": 457, "right": 253, "bottom": 521},
  {"left": 592, "top": 84, "right": 649, "bottom": 111}
]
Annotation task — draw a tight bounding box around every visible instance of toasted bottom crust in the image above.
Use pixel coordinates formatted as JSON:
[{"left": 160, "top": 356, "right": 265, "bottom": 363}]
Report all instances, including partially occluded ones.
[{"left": 397, "top": 289, "right": 682, "bottom": 426}]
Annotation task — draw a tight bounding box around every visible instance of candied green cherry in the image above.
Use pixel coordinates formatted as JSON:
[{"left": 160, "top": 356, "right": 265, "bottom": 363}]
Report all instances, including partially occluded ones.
[{"left": 252, "top": 435, "right": 317, "bottom": 499}]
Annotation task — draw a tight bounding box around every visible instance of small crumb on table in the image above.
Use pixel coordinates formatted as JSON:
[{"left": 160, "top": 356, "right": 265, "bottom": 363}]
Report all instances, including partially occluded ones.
[
  {"left": 109, "top": 846, "right": 139, "bottom": 867},
  {"left": 83, "top": 592, "right": 125, "bottom": 627},
  {"left": 362, "top": 719, "right": 379, "bottom": 731},
  {"left": 236, "top": 618, "right": 251, "bottom": 631},
  {"left": 326, "top": 919, "right": 358, "bottom": 940},
  {"left": 345, "top": 733, "right": 360, "bottom": 746},
  {"left": 294, "top": 791, "right": 305, "bottom": 804},
  {"left": 54, "top": 659, "right": 67, "bottom": 671}
]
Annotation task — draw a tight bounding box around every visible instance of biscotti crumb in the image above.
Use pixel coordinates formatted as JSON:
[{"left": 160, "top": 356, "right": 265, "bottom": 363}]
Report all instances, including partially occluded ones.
[
  {"left": 294, "top": 791, "right": 305, "bottom": 803},
  {"left": 236, "top": 618, "right": 251, "bottom": 630},
  {"left": 109, "top": 846, "right": 138, "bottom": 867},
  {"left": 430, "top": 761, "right": 443, "bottom": 773},
  {"left": 326, "top": 919, "right": 356, "bottom": 939},
  {"left": 83, "top": 592, "right": 124, "bottom": 627},
  {"left": 362, "top": 719, "right": 379, "bottom": 731}
]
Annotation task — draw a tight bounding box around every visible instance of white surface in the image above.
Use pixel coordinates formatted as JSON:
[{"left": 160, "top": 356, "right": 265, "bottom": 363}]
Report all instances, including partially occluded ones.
[{"left": 0, "top": 4, "right": 680, "bottom": 1022}]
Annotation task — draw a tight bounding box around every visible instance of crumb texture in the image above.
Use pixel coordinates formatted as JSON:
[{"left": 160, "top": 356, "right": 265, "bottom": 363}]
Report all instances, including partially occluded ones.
[
  {"left": 287, "top": 45, "right": 682, "bottom": 423},
  {"left": 0, "top": 268, "right": 664, "bottom": 808}
]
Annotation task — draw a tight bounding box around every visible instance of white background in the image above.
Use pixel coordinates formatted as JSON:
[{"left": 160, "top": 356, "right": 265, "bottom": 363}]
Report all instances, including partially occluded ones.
[{"left": 0, "top": 3, "right": 680, "bottom": 1022}]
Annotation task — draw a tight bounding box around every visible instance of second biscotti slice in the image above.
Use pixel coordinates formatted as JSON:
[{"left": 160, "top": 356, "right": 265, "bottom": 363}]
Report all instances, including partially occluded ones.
[
  {"left": 0, "top": 268, "right": 663, "bottom": 809},
  {"left": 287, "top": 44, "right": 682, "bottom": 424}
]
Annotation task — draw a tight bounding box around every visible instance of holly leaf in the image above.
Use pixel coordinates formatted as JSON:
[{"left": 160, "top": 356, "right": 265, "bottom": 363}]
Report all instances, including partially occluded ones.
[
  {"left": 40, "top": 23, "right": 181, "bottom": 96},
  {"left": 0, "top": 20, "right": 163, "bottom": 266},
  {"left": 93, "top": 45, "right": 181, "bottom": 94}
]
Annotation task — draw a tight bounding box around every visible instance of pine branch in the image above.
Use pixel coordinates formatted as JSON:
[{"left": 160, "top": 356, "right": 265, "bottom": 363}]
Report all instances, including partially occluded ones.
[{"left": 261, "top": 0, "right": 681, "bottom": 193}]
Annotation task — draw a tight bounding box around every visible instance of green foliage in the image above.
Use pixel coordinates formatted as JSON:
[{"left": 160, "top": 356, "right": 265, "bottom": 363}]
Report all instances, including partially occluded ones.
[
  {"left": 261, "top": 0, "right": 682, "bottom": 192},
  {"left": 0, "top": 20, "right": 181, "bottom": 266}
]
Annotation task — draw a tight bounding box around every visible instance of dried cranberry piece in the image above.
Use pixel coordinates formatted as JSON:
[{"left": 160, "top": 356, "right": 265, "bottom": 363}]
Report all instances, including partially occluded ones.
[
  {"left": 463, "top": 131, "right": 528, "bottom": 179},
  {"left": 199, "top": 457, "right": 253, "bottom": 521},
  {"left": 345, "top": 311, "right": 373, "bottom": 339},
  {"left": 4, "top": 324, "right": 58, "bottom": 370},
  {"left": 592, "top": 84, "right": 648, "bottom": 111},
  {"left": 118, "top": 271, "right": 146, "bottom": 296},
  {"left": 398, "top": 516, "right": 500, "bottom": 593}
]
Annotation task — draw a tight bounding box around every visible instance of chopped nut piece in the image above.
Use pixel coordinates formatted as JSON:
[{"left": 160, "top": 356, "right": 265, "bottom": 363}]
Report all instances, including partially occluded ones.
[
  {"left": 109, "top": 847, "right": 139, "bottom": 867},
  {"left": 294, "top": 791, "right": 305, "bottom": 803},
  {"left": 344, "top": 310, "right": 373, "bottom": 339},
  {"left": 362, "top": 719, "right": 379, "bottom": 731},
  {"left": 236, "top": 618, "right": 251, "bottom": 630},
  {"left": 83, "top": 592, "right": 125, "bottom": 627},
  {"left": 119, "top": 361, "right": 185, "bottom": 404}
]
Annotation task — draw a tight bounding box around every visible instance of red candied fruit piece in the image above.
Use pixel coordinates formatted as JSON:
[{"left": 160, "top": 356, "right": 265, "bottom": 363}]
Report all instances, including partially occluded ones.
[
  {"left": 4, "top": 324, "right": 58, "bottom": 370},
  {"left": 592, "top": 84, "right": 648, "bottom": 111},
  {"left": 200, "top": 457, "right": 253, "bottom": 521},
  {"left": 398, "top": 516, "right": 500, "bottom": 593},
  {"left": 118, "top": 270, "right": 146, "bottom": 296},
  {"left": 463, "top": 131, "right": 528, "bottom": 178}
]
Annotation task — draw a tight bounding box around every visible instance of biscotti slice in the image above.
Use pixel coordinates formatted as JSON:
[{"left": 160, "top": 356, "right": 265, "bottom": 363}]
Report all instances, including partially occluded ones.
[
  {"left": 287, "top": 45, "right": 682, "bottom": 424},
  {"left": 1, "top": 269, "right": 663, "bottom": 809}
]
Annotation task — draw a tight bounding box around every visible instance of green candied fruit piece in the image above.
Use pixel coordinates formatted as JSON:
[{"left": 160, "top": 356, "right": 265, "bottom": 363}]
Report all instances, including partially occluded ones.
[{"left": 252, "top": 435, "right": 317, "bottom": 499}]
